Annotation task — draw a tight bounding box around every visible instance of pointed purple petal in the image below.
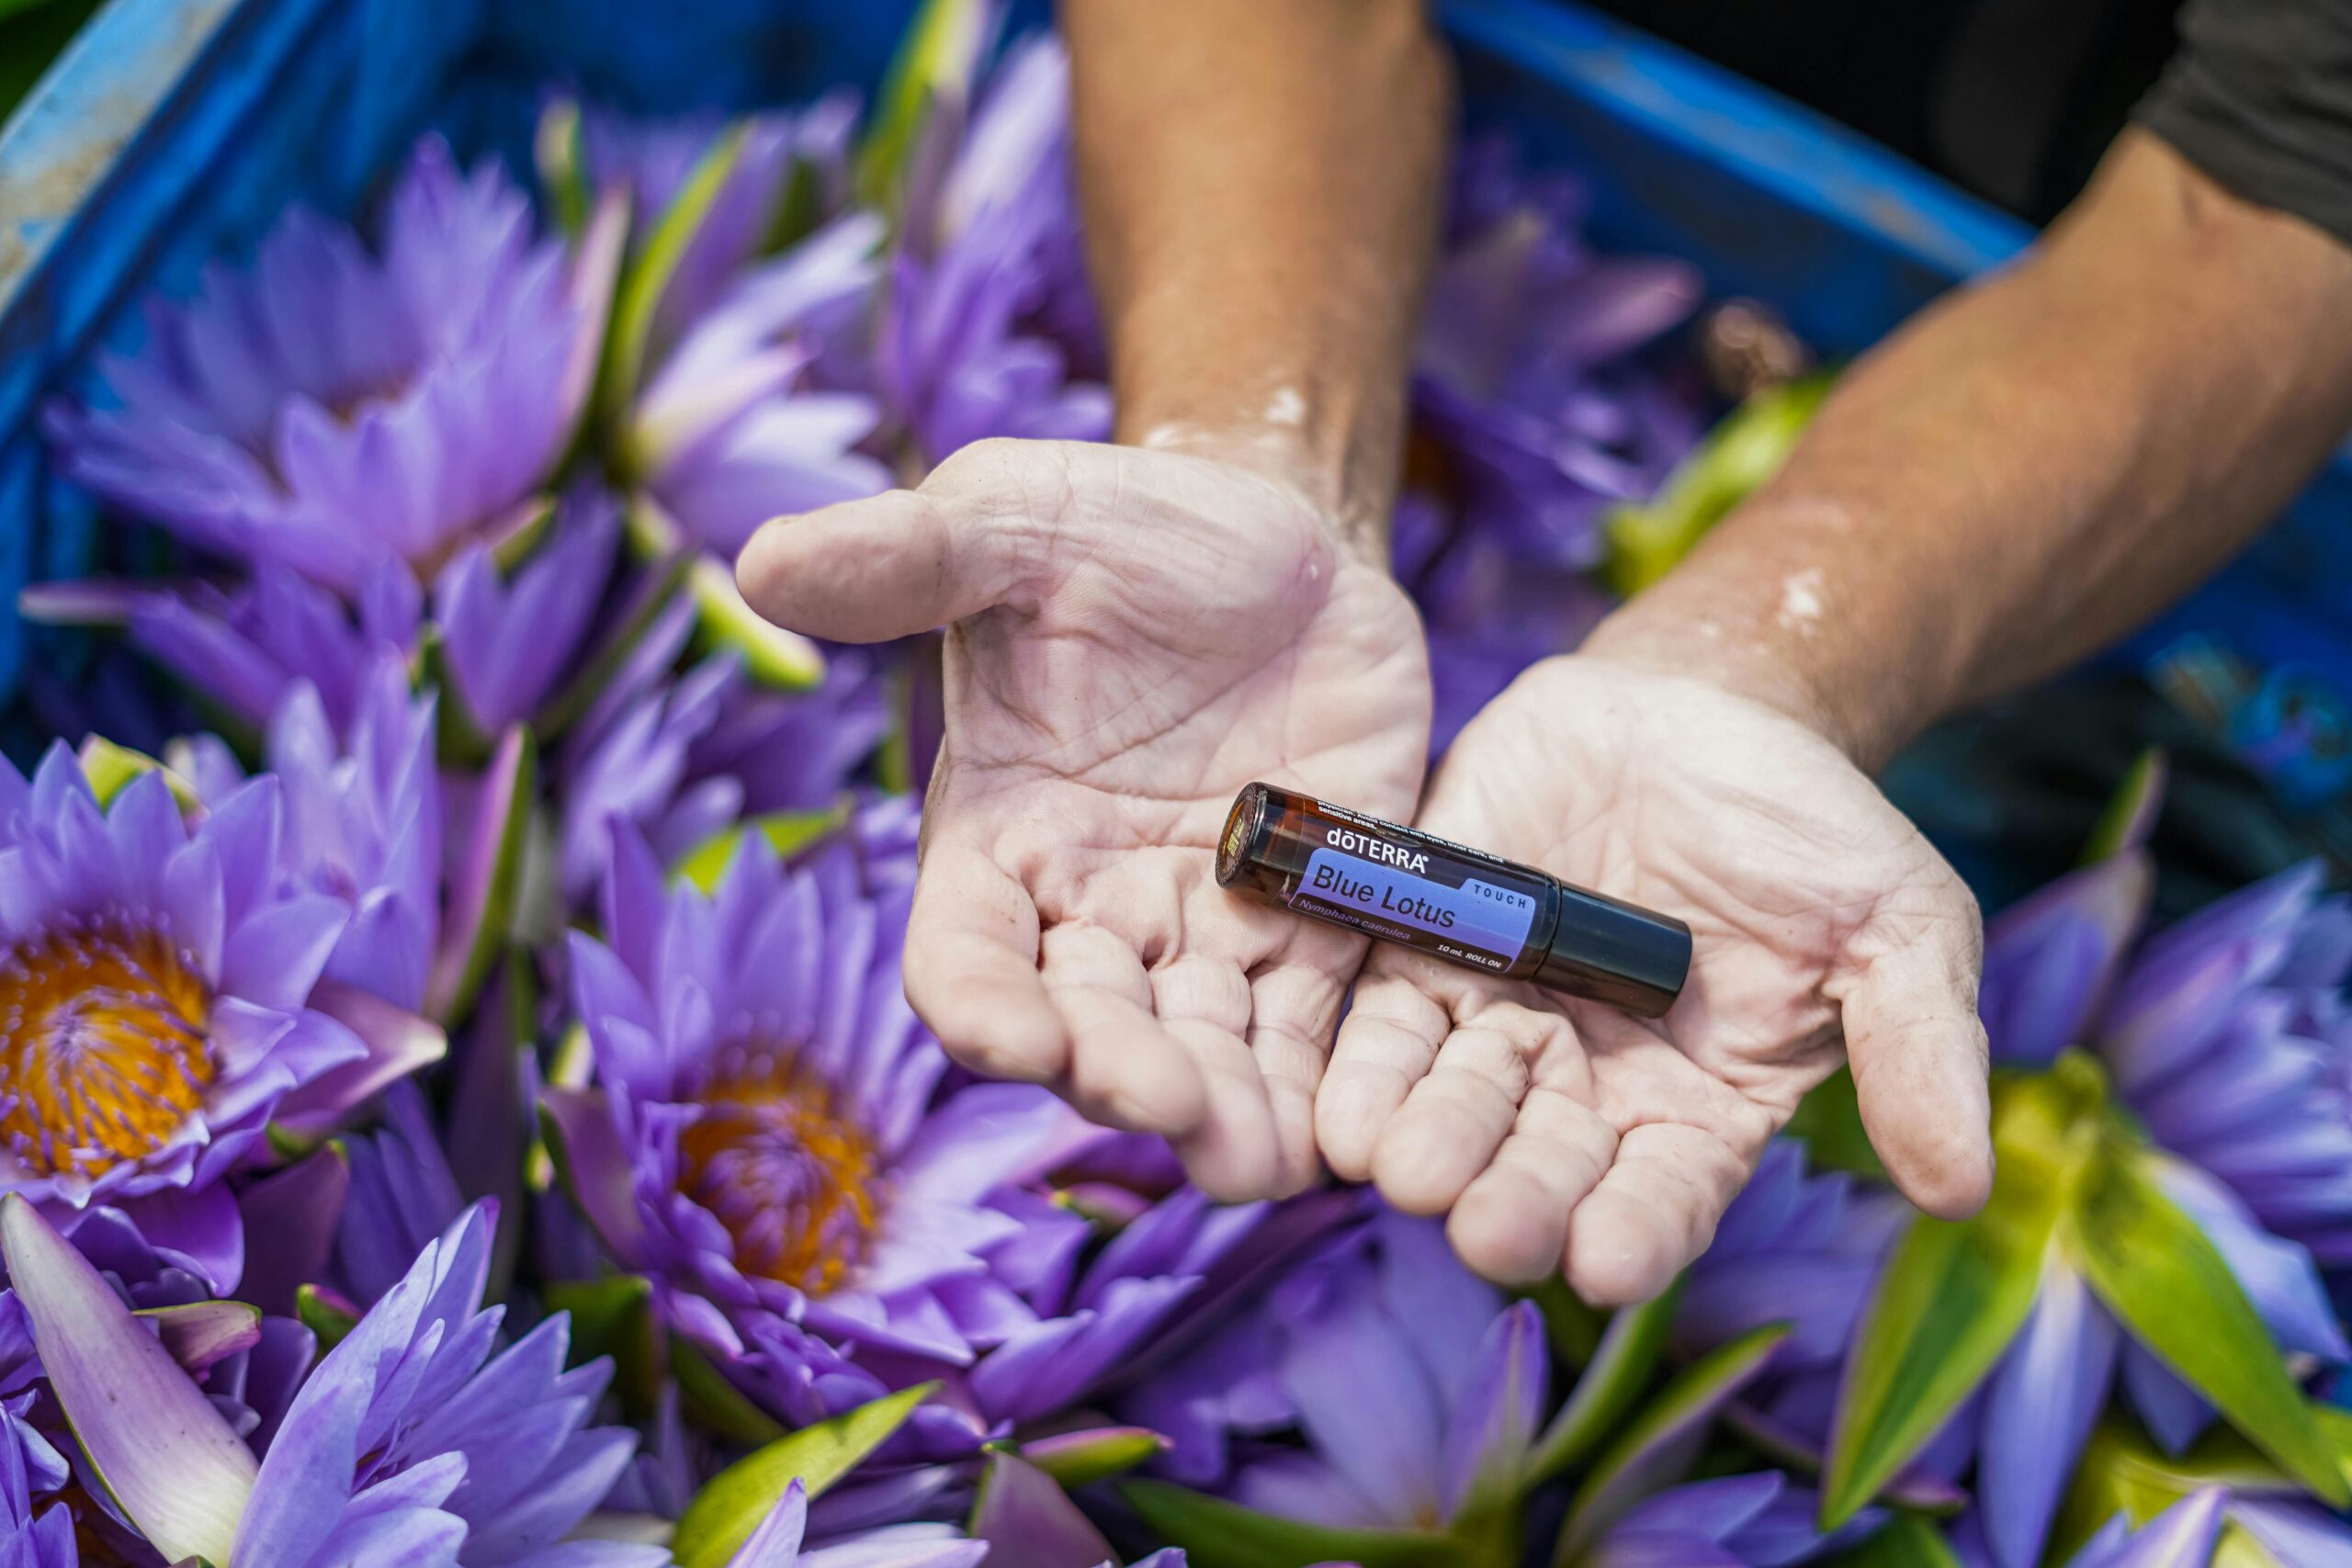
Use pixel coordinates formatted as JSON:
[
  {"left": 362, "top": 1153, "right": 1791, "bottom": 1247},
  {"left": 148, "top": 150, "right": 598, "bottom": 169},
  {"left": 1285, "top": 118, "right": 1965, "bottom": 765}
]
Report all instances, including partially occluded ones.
[
  {"left": 234, "top": 1145, "right": 352, "bottom": 1316},
  {"left": 0, "top": 1195, "right": 255, "bottom": 1562},
  {"left": 1979, "top": 1263, "right": 2119, "bottom": 1568},
  {"left": 540, "top": 1086, "right": 649, "bottom": 1263},
  {"left": 272, "top": 982, "right": 449, "bottom": 1136},
  {"left": 969, "top": 1450, "right": 1115, "bottom": 1568},
  {"left": 1439, "top": 1299, "right": 1547, "bottom": 1520}
]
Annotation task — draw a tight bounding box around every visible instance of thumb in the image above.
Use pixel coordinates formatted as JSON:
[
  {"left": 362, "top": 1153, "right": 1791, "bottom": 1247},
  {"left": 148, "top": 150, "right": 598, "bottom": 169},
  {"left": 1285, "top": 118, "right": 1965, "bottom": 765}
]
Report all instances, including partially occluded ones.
[
  {"left": 735, "top": 481, "right": 1027, "bottom": 644},
  {"left": 1841, "top": 909, "right": 1996, "bottom": 1219}
]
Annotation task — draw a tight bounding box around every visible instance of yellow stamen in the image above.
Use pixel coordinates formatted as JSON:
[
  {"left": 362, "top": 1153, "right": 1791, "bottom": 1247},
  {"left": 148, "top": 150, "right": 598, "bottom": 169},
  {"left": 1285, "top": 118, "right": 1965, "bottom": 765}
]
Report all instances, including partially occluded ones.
[
  {"left": 678, "top": 1058, "right": 880, "bottom": 1294},
  {"left": 0, "top": 914, "right": 213, "bottom": 1181}
]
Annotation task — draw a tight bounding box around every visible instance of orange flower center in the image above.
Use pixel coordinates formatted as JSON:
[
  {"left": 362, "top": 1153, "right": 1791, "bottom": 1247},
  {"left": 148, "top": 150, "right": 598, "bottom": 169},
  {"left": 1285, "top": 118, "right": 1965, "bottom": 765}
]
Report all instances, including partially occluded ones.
[
  {"left": 0, "top": 914, "right": 213, "bottom": 1182},
  {"left": 677, "top": 1058, "right": 880, "bottom": 1294}
]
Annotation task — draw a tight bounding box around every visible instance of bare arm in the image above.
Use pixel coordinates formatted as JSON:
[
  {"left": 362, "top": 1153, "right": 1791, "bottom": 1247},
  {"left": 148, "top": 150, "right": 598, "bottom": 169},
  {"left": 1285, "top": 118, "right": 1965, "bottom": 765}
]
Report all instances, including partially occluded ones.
[
  {"left": 743, "top": 3, "right": 1450, "bottom": 1200},
  {"left": 1589, "top": 130, "right": 2352, "bottom": 770},
  {"left": 1062, "top": 0, "right": 1452, "bottom": 543}
]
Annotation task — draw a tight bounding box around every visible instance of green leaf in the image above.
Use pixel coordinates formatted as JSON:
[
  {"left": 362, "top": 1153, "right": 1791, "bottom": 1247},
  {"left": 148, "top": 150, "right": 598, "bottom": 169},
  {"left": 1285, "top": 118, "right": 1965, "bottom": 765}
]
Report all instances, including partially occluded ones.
[
  {"left": 996, "top": 1426, "right": 1169, "bottom": 1488},
  {"left": 854, "top": 0, "right": 990, "bottom": 212},
  {"left": 295, "top": 1284, "right": 358, "bottom": 1353},
  {"left": 488, "top": 493, "right": 560, "bottom": 573},
  {"left": 426, "top": 724, "right": 537, "bottom": 1025},
  {"left": 1783, "top": 1067, "right": 1885, "bottom": 1181},
  {"left": 1820, "top": 1062, "right": 2100, "bottom": 1528},
  {"left": 673, "top": 806, "right": 851, "bottom": 892},
  {"left": 2053, "top": 1419, "right": 2289, "bottom": 1568},
  {"left": 1528, "top": 1276, "right": 1608, "bottom": 1369},
  {"left": 1554, "top": 1322, "right": 1791, "bottom": 1563},
  {"left": 416, "top": 626, "right": 496, "bottom": 767},
  {"left": 2066, "top": 1143, "right": 2349, "bottom": 1506},
  {"left": 597, "top": 125, "right": 750, "bottom": 431},
  {"left": 689, "top": 554, "right": 825, "bottom": 690},
  {"left": 673, "top": 1382, "right": 935, "bottom": 1568},
  {"left": 1815, "top": 1514, "right": 1963, "bottom": 1568},
  {"left": 536, "top": 96, "right": 590, "bottom": 236},
  {"left": 670, "top": 1333, "right": 789, "bottom": 1449},
  {"left": 542, "top": 1276, "right": 658, "bottom": 1409},
  {"left": 77, "top": 736, "right": 198, "bottom": 813},
  {"left": 1604, "top": 372, "right": 1834, "bottom": 595},
  {"left": 1121, "top": 1480, "right": 1462, "bottom": 1568},
  {"left": 533, "top": 549, "right": 694, "bottom": 741},
  {"left": 1527, "top": 1281, "right": 1680, "bottom": 1483},
  {"left": 2082, "top": 749, "right": 2167, "bottom": 863}
]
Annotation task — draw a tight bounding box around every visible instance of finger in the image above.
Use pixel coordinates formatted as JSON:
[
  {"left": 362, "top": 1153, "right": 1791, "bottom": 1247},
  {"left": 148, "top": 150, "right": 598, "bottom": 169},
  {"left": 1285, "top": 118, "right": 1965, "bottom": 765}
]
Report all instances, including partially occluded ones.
[
  {"left": 1144, "top": 954, "right": 1300, "bottom": 1200},
  {"left": 1370, "top": 999, "right": 1569, "bottom": 1215},
  {"left": 904, "top": 844, "right": 1064, "bottom": 1084},
  {"left": 1038, "top": 923, "right": 1208, "bottom": 1137},
  {"left": 735, "top": 479, "right": 1026, "bottom": 643},
  {"left": 1843, "top": 922, "right": 1995, "bottom": 1219},
  {"left": 1316, "top": 966, "right": 1453, "bottom": 1181},
  {"left": 1246, "top": 960, "right": 1351, "bottom": 1200},
  {"left": 1562, "top": 1122, "right": 1751, "bottom": 1305},
  {"left": 1165, "top": 1016, "right": 1283, "bottom": 1203},
  {"left": 1449, "top": 1089, "right": 1619, "bottom": 1285}
]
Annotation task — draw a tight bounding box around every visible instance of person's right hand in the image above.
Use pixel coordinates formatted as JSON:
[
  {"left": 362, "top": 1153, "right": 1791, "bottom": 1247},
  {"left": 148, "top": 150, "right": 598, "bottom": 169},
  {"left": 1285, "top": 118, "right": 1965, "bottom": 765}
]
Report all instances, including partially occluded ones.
[
  {"left": 737, "top": 434, "right": 1430, "bottom": 1200},
  {"left": 1316, "top": 653, "right": 1993, "bottom": 1303}
]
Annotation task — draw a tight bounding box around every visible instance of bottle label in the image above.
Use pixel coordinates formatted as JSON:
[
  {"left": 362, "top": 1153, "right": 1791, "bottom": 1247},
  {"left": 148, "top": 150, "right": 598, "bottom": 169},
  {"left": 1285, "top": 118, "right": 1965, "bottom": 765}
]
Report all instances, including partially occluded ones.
[{"left": 1295, "top": 845, "right": 1540, "bottom": 971}]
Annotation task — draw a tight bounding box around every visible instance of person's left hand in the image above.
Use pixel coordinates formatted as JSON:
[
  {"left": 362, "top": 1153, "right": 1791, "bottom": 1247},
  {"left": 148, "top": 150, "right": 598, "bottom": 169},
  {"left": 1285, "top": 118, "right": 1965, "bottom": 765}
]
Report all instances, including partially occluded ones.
[{"left": 1317, "top": 653, "right": 1992, "bottom": 1302}]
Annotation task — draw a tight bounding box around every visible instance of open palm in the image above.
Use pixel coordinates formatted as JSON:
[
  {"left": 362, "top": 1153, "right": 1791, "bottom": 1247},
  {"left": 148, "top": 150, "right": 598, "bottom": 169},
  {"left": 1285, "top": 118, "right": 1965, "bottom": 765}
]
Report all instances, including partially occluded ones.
[
  {"left": 739, "top": 436, "right": 1430, "bottom": 1198},
  {"left": 1317, "top": 655, "right": 1993, "bottom": 1300}
]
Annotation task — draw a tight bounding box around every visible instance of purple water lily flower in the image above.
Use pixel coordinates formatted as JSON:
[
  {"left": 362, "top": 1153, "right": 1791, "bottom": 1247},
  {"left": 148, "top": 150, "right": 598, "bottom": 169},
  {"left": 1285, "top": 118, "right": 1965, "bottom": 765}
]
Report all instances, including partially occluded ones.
[
  {"left": 548, "top": 817, "right": 1088, "bottom": 1451},
  {"left": 2029, "top": 856, "right": 2352, "bottom": 1270},
  {"left": 547, "top": 817, "right": 1340, "bottom": 1462},
  {"left": 557, "top": 635, "right": 890, "bottom": 903},
  {"left": 431, "top": 486, "right": 627, "bottom": 734},
  {"left": 686, "top": 648, "right": 890, "bottom": 818},
  {"left": 31, "top": 485, "right": 623, "bottom": 744},
  {"left": 879, "top": 35, "right": 1110, "bottom": 468},
  {"left": 19, "top": 560, "right": 418, "bottom": 736},
  {"left": 1410, "top": 142, "right": 1705, "bottom": 573},
  {"left": 49, "top": 135, "right": 615, "bottom": 595},
  {"left": 579, "top": 93, "right": 862, "bottom": 368},
  {"left": 1679, "top": 1137, "right": 2346, "bottom": 1568},
  {"left": 629, "top": 212, "right": 893, "bottom": 558},
  {"left": 0, "top": 744, "right": 389, "bottom": 1286},
  {"left": 169, "top": 659, "right": 458, "bottom": 1133},
  {"left": 325, "top": 1082, "right": 469, "bottom": 1310},
  {"left": 252, "top": 659, "right": 443, "bottom": 1015},
  {"left": 558, "top": 651, "right": 745, "bottom": 900},
  {"left": 1, "top": 1193, "right": 660, "bottom": 1568},
  {"left": 1122, "top": 1208, "right": 1541, "bottom": 1533}
]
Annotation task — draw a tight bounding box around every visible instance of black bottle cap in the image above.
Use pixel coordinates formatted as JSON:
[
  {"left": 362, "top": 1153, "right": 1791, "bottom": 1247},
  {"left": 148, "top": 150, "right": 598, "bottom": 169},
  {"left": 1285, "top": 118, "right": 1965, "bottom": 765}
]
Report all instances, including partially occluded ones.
[{"left": 1533, "top": 883, "right": 1692, "bottom": 1018}]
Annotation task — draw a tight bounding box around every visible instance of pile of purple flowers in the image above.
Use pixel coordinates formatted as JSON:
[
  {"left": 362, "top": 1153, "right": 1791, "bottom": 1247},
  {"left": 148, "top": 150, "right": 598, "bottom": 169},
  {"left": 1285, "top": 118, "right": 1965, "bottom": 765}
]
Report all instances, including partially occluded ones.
[{"left": 5, "top": 4, "right": 2349, "bottom": 1566}]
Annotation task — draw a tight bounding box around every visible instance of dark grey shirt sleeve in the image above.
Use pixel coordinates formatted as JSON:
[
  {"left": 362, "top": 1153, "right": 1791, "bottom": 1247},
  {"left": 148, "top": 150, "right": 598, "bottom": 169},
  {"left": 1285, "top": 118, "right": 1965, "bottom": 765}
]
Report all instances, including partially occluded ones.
[{"left": 2134, "top": 0, "right": 2352, "bottom": 248}]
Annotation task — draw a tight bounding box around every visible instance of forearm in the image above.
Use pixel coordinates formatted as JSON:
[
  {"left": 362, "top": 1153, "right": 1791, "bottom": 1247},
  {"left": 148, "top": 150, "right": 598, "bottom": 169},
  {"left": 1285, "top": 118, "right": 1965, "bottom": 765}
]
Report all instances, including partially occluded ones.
[
  {"left": 1588, "top": 130, "right": 2352, "bottom": 769},
  {"left": 1061, "top": 0, "right": 1452, "bottom": 543}
]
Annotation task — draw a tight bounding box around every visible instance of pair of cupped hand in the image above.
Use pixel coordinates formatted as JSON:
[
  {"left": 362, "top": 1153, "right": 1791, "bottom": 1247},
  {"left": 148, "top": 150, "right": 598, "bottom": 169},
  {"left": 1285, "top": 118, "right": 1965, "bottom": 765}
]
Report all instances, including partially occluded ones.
[{"left": 737, "top": 436, "right": 1993, "bottom": 1305}]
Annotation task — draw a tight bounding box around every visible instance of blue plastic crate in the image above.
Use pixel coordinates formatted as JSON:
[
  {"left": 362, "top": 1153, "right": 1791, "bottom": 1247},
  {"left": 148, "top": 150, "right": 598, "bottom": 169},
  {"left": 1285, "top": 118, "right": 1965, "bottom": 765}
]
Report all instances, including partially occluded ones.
[{"left": 0, "top": 0, "right": 2345, "bottom": 758}]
